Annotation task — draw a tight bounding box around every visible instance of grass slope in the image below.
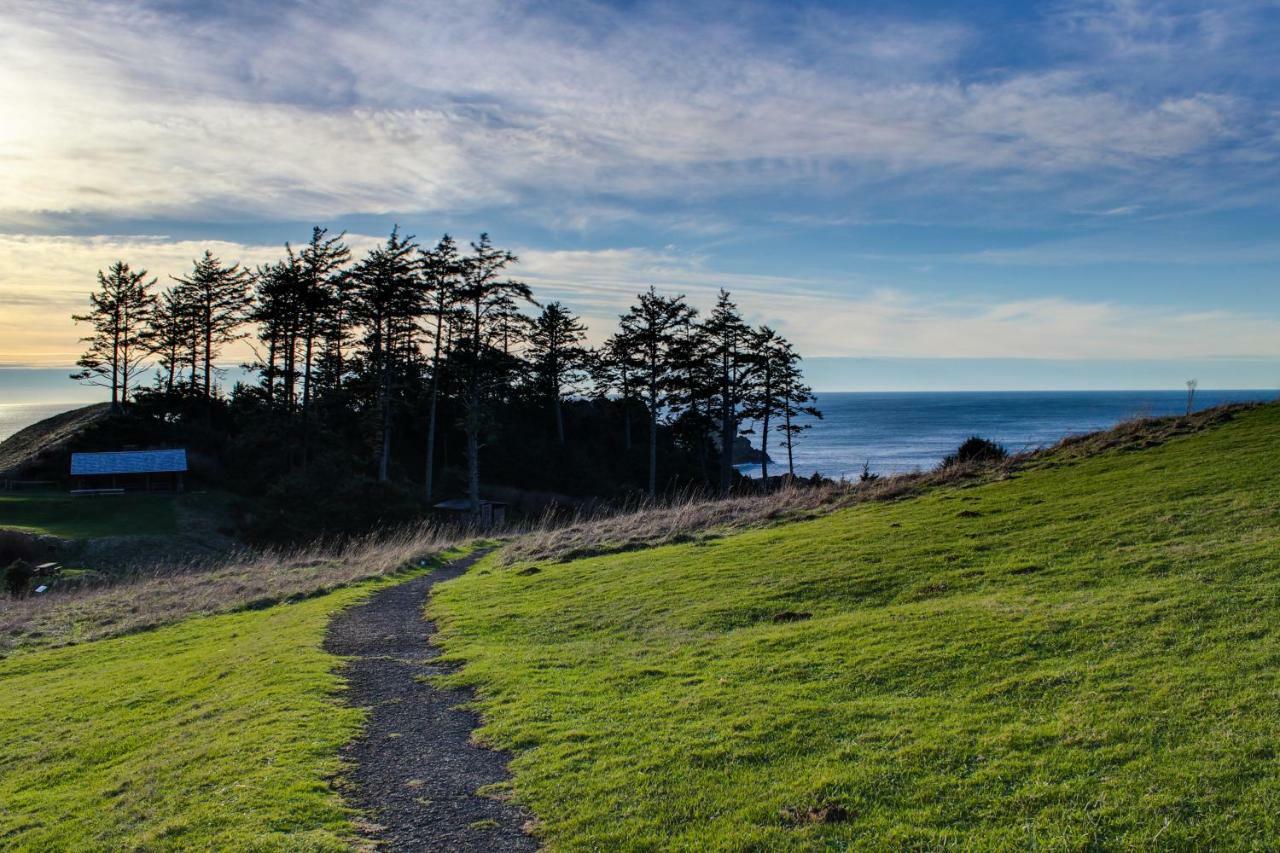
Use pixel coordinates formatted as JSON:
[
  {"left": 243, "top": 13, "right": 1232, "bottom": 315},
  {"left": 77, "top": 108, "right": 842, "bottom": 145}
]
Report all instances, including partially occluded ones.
[
  {"left": 432, "top": 405, "right": 1280, "bottom": 849},
  {"left": 0, "top": 490, "right": 178, "bottom": 539},
  {"left": 0, "top": 572, "right": 423, "bottom": 850}
]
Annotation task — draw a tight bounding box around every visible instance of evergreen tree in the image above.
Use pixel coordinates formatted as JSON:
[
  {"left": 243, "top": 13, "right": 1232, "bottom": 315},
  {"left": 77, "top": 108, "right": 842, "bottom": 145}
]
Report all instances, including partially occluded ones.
[
  {"left": 455, "top": 234, "right": 533, "bottom": 513},
  {"left": 420, "top": 235, "right": 464, "bottom": 502},
  {"left": 742, "top": 326, "right": 789, "bottom": 485},
  {"left": 351, "top": 227, "right": 424, "bottom": 482},
  {"left": 776, "top": 340, "right": 821, "bottom": 478},
  {"left": 71, "top": 261, "right": 157, "bottom": 410},
  {"left": 617, "top": 287, "right": 697, "bottom": 498},
  {"left": 527, "top": 302, "right": 588, "bottom": 445},
  {"left": 148, "top": 286, "right": 196, "bottom": 394},
  {"left": 701, "top": 290, "right": 755, "bottom": 495},
  {"left": 169, "top": 251, "right": 254, "bottom": 400}
]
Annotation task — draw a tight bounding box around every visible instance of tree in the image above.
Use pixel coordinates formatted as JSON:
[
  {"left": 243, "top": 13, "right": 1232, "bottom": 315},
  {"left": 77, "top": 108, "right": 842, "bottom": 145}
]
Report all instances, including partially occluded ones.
[
  {"left": 528, "top": 302, "right": 589, "bottom": 445},
  {"left": 420, "top": 235, "right": 464, "bottom": 502},
  {"left": 701, "top": 290, "right": 756, "bottom": 495},
  {"left": 296, "top": 228, "right": 351, "bottom": 461},
  {"left": 148, "top": 286, "right": 195, "bottom": 394},
  {"left": 250, "top": 251, "right": 304, "bottom": 407},
  {"left": 71, "top": 261, "right": 156, "bottom": 410},
  {"left": 351, "top": 227, "right": 424, "bottom": 482},
  {"left": 742, "top": 326, "right": 789, "bottom": 486},
  {"left": 617, "top": 287, "right": 697, "bottom": 498},
  {"left": 170, "top": 251, "right": 254, "bottom": 400},
  {"left": 594, "top": 333, "right": 641, "bottom": 452},
  {"left": 455, "top": 234, "right": 534, "bottom": 513},
  {"left": 776, "top": 341, "right": 821, "bottom": 478}
]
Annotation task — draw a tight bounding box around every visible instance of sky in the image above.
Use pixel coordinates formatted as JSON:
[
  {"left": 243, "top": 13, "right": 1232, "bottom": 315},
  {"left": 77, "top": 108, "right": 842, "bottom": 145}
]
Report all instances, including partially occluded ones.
[{"left": 1, "top": 0, "right": 1279, "bottom": 398}]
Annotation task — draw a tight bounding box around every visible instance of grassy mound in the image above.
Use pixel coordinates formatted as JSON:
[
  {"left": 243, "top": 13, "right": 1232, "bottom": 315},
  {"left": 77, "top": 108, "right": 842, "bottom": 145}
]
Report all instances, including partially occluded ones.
[
  {"left": 431, "top": 404, "right": 1280, "bottom": 849},
  {"left": 0, "top": 404, "right": 109, "bottom": 478}
]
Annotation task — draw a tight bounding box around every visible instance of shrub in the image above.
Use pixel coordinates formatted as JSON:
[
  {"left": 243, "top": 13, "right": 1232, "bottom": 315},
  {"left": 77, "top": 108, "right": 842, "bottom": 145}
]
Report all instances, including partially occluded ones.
[
  {"left": 5, "top": 560, "right": 35, "bottom": 598},
  {"left": 943, "top": 436, "right": 1008, "bottom": 468}
]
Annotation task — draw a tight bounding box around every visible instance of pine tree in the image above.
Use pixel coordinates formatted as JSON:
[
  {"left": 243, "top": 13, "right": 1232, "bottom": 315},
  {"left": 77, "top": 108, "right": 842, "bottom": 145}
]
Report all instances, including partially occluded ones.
[
  {"left": 742, "top": 326, "right": 789, "bottom": 486},
  {"left": 528, "top": 302, "right": 588, "bottom": 445},
  {"left": 617, "top": 287, "right": 697, "bottom": 498},
  {"left": 148, "top": 286, "right": 196, "bottom": 394},
  {"left": 420, "top": 235, "right": 464, "bottom": 502},
  {"left": 169, "top": 251, "right": 254, "bottom": 400},
  {"left": 71, "top": 261, "right": 157, "bottom": 410},
  {"left": 701, "top": 290, "right": 755, "bottom": 495},
  {"left": 351, "top": 227, "right": 424, "bottom": 482},
  {"left": 456, "top": 234, "right": 533, "bottom": 513},
  {"left": 776, "top": 340, "right": 821, "bottom": 478}
]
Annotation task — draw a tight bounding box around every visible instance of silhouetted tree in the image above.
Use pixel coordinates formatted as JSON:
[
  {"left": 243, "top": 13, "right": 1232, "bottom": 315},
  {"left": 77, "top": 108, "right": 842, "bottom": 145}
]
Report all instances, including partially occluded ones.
[
  {"left": 455, "top": 234, "right": 533, "bottom": 513},
  {"left": 148, "top": 286, "right": 195, "bottom": 394},
  {"left": 776, "top": 341, "right": 821, "bottom": 478},
  {"left": 528, "top": 302, "right": 589, "bottom": 445},
  {"left": 701, "top": 290, "right": 755, "bottom": 494},
  {"left": 297, "top": 228, "right": 350, "bottom": 460},
  {"left": 72, "top": 261, "right": 157, "bottom": 410},
  {"left": 742, "top": 325, "right": 788, "bottom": 485},
  {"left": 170, "top": 251, "right": 254, "bottom": 400},
  {"left": 420, "top": 235, "right": 464, "bottom": 501},
  {"left": 618, "top": 287, "right": 697, "bottom": 498},
  {"left": 351, "top": 227, "right": 423, "bottom": 482}
]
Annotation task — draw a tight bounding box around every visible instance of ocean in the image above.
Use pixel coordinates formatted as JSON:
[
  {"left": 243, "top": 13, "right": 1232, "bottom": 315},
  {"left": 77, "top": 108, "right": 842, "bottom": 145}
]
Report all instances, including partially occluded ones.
[
  {"left": 741, "top": 389, "right": 1280, "bottom": 480},
  {"left": 2, "top": 391, "right": 1277, "bottom": 478},
  {"left": 0, "top": 402, "right": 86, "bottom": 443}
]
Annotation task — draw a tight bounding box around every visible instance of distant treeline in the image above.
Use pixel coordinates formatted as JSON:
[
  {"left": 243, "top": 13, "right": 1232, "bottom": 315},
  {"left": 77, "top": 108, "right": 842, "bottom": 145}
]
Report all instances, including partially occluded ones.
[{"left": 70, "top": 227, "right": 821, "bottom": 536}]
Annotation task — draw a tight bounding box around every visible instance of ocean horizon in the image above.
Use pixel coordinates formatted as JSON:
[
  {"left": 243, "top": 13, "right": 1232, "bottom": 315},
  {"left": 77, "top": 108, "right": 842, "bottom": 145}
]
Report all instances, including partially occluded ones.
[{"left": 741, "top": 388, "right": 1280, "bottom": 480}]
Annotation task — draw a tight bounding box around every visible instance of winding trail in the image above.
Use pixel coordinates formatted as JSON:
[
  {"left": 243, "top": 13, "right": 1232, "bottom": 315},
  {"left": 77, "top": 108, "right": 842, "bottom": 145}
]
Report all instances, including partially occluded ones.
[{"left": 325, "top": 552, "right": 537, "bottom": 851}]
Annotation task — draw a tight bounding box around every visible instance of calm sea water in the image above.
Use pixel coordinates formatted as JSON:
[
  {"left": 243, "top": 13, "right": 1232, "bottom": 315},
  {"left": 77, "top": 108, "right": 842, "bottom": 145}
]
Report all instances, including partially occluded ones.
[
  {"left": 742, "top": 389, "right": 1279, "bottom": 480},
  {"left": 0, "top": 402, "right": 84, "bottom": 443}
]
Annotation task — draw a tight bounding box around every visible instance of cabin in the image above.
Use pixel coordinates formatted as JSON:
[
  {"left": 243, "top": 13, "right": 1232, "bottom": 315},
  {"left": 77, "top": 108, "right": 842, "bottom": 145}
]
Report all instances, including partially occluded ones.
[
  {"left": 433, "top": 498, "right": 508, "bottom": 527},
  {"left": 69, "top": 449, "right": 188, "bottom": 494}
]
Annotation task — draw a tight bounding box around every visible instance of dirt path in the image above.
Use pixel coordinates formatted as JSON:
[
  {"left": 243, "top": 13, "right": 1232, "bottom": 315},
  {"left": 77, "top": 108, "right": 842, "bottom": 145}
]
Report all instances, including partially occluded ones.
[{"left": 325, "top": 552, "right": 537, "bottom": 851}]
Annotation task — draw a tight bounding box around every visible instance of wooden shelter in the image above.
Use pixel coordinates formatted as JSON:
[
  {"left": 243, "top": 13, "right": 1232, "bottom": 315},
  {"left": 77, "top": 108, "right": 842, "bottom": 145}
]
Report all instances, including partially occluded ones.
[{"left": 70, "top": 449, "right": 188, "bottom": 494}]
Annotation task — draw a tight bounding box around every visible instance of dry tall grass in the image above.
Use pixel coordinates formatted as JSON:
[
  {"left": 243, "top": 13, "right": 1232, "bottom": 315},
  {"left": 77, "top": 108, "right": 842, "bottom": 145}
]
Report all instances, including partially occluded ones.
[{"left": 0, "top": 523, "right": 468, "bottom": 655}]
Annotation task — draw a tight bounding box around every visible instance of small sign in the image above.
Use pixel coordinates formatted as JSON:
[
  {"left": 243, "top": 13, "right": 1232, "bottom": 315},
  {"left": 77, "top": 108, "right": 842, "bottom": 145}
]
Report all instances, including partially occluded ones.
[{"left": 34, "top": 585, "right": 48, "bottom": 594}]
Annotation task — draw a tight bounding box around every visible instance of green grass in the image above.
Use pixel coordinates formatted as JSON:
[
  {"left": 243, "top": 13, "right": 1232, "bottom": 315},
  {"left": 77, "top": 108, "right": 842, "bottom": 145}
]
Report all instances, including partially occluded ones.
[
  {"left": 0, "top": 490, "right": 179, "bottom": 538},
  {"left": 432, "top": 405, "right": 1280, "bottom": 849},
  {"left": 0, "top": 572, "right": 419, "bottom": 851}
]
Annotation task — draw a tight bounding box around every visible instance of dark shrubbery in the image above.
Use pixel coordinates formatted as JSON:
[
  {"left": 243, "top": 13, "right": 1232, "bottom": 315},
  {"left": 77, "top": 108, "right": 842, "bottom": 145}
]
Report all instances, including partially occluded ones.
[
  {"left": 5, "top": 560, "right": 35, "bottom": 598},
  {"left": 942, "top": 436, "right": 1008, "bottom": 468}
]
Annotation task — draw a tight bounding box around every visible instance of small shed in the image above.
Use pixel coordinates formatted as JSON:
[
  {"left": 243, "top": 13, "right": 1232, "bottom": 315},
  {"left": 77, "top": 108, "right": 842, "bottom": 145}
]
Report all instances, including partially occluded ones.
[
  {"left": 433, "top": 498, "right": 507, "bottom": 528},
  {"left": 70, "top": 449, "right": 188, "bottom": 494}
]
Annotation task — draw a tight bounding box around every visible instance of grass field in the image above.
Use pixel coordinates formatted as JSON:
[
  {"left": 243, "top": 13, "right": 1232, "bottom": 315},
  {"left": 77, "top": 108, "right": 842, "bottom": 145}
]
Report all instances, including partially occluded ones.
[
  {"left": 0, "top": 562, "right": 452, "bottom": 850},
  {"left": 0, "top": 490, "right": 179, "bottom": 538},
  {"left": 431, "top": 404, "right": 1280, "bottom": 849}
]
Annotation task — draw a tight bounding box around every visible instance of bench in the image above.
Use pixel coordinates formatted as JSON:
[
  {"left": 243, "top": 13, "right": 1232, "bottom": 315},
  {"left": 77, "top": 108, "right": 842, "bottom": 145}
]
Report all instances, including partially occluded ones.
[{"left": 70, "top": 488, "right": 126, "bottom": 497}]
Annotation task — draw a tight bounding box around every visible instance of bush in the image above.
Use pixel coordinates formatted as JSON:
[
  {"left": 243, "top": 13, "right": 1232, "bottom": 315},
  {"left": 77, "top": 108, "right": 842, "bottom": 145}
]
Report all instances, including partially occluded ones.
[
  {"left": 5, "top": 559, "right": 35, "bottom": 598},
  {"left": 943, "top": 436, "right": 1008, "bottom": 468}
]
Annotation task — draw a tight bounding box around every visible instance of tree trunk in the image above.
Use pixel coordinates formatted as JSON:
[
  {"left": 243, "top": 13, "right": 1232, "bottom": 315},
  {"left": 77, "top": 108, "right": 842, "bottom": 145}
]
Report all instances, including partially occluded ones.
[
  {"left": 648, "top": 403, "right": 658, "bottom": 500},
  {"left": 784, "top": 397, "right": 795, "bottom": 478},
  {"left": 466, "top": 401, "right": 481, "bottom": 516},
  {"left": 378, "top": 345, "right": 392, "bottom": 483},
  {"left": 554, "top": 393, "right": 565, "bottom": 445},
  {"left": 760, "top": 411, "right": 770, "bottom": 487},
  {"left": 204, "top": 318, "right": 213, "bottom": 400},
  {"left": 424, "top": 310, "right": 445, "bottom": 501}
]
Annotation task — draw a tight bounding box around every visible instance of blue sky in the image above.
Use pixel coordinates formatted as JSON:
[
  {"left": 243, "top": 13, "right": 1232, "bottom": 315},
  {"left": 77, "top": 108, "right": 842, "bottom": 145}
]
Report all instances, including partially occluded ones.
[{"left": 1, "top": 0, "right": 1278, "bottom": 395}]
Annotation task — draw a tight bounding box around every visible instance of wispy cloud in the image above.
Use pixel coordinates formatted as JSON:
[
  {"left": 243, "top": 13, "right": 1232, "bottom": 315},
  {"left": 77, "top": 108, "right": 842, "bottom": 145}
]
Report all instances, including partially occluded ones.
[{"left": 2, "top": 0, "right": 1272, "bottom": 227}]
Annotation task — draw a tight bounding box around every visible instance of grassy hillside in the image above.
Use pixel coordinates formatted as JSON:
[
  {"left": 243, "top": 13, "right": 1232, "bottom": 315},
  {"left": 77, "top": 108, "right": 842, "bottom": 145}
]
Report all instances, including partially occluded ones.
[
  {"left": 0, "top": 562, "right": 460, "bottom": 850},
  {"left": 0, "top": 490, "right": 179, "bottom": 539},
  {"left": 432, "top": 404, "right": 1280, "bottom": 849}
]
